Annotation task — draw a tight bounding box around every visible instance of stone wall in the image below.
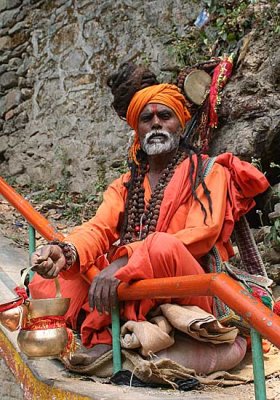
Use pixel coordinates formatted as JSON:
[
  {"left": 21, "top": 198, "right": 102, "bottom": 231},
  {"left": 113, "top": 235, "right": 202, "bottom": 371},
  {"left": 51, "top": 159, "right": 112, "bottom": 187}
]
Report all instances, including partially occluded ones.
[
  {"left": 0, "top": 0, "right": 200, "bottom": 193},
  {"left": 0, "top": 0, "right": 279, "bottom": 193},
  {"left": 210, "top": 35, "right": 280, "bottom": 185}
]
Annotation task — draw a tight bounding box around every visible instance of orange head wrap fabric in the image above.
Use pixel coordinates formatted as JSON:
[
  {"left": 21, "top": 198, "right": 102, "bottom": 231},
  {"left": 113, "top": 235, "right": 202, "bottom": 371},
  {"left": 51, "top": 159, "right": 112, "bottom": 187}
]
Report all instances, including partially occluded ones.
[{"left": 126, "top": 84, "right": 191, "bottom": 164}]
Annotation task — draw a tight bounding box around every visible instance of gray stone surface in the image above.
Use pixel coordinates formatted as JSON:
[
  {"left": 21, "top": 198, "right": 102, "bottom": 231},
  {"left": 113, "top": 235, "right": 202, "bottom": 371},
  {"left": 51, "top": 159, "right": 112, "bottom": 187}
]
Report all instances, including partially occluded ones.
[
  {"left": 0, "top": 358, "right": 24, "bottom": 400},
  {"left": 0, "top": 8, "right": 20, "bottom": 29},
  {"left": 0, "top": 71, "right": 18, "bottom": 89},
  {"left": 0, "top": 0, "right": 279, "bottom": 194},
  {"left": 0, "top": 0, "right": 22, "bottom": 13},
  {"left": 210, "top": 42, "right": 280, "bottom": 175},
  {"left": 4, "top": 89, "right": 22, "bottom": 112},
  {"left": 0, "top": 35, "right": 11, "bottom": 50},
  {"left": 0, "top": 135, "right": 9, "bottom": 153},
  {"left": 0, "top": 0, "right": 200, "bottom": 192}
]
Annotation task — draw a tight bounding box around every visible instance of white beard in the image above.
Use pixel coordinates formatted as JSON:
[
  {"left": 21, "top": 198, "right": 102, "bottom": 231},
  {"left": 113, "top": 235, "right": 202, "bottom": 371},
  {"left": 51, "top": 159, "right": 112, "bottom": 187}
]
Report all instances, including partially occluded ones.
[{"left": 141, "top": 130, "right": 181, "bottom": 156}]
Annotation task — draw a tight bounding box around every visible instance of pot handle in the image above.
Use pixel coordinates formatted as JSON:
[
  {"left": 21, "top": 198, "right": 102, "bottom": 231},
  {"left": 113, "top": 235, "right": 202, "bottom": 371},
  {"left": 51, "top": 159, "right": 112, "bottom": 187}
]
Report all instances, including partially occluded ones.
[{"left": 20, "top": 266, "right": 61, "bottom": 299}]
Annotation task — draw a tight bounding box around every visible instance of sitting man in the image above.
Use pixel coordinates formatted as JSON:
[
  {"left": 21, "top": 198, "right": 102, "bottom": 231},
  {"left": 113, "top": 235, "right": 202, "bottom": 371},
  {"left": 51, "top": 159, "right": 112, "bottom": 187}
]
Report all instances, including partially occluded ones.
[{"left": 31, "top": 63, "right": 269, "bottom": 368}]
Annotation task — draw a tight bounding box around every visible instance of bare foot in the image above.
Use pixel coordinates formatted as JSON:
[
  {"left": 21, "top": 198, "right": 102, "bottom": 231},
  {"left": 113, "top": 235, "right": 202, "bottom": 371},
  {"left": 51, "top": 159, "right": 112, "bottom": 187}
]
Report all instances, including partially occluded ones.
[{"left": 69, "top": 344, "right": 112, "bottom": 366}]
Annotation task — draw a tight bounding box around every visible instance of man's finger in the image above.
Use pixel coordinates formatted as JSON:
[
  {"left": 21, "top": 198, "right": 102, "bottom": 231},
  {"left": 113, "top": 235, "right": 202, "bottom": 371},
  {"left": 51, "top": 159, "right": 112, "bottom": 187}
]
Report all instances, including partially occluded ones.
[
  {"left": 89, "top": 279, "right": 97, "bottom": 310},
  {"left": 32, "top": 257, "right": 56, "bottom": 278},
  {"left": 109, "top": 279, "right": 120, "bottom": 310},
  {"left": 53, "top": 255, "right": 67, "bottom": 271},
  {"left": 37, "top": 246, "right": 52, "bottom": 259},
  {"left": 101, "top": 281, "right": 111, "bottom": 313},
  {"left": 44, "top": 264, "right": 59, "bottom": 278},
  {"left": 95, "top": 281, "right": 104, "bottom": 314}
]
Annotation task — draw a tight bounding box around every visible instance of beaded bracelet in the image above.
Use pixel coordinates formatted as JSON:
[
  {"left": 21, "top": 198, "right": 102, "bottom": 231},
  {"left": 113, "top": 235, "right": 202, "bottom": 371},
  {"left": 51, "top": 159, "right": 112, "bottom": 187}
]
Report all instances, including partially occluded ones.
[{"left": 49, "top": 240, "right": 78, "bottom": 270}]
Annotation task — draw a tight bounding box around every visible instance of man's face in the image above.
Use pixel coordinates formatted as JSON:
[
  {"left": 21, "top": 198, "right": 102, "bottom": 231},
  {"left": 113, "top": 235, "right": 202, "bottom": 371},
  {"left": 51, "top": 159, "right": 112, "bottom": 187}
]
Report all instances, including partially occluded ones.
[{"left": 137, "top": 103, "right": 183, "bottom": 156}]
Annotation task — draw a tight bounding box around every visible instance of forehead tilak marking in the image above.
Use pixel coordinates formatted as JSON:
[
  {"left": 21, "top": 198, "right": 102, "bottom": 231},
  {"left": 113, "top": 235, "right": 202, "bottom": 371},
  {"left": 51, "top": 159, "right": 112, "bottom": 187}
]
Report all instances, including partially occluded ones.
[{"left": 150, "top": 104, "right": 158, "bottom": 114}]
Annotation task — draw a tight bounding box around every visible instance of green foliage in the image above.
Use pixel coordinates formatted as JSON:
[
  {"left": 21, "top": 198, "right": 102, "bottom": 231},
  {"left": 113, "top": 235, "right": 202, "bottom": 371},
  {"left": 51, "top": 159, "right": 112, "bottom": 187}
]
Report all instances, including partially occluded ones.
[
  {"left": 113, "top": 159, "right": 128, "bottom": 175},
  {"left": 170, "top": 0, "right": 280, "bottom": 67},
  {"left": 270, "top": 162, "right": 280, "bottom": 172},
  {"left": 267, "top": 217, "right": 280, "bottom": 251},
  {"left": 251, "top": 157, "right": 263, "bottom": 172},
  {"left": 29, "top": 182, "right": 98, "bottom": 225}
]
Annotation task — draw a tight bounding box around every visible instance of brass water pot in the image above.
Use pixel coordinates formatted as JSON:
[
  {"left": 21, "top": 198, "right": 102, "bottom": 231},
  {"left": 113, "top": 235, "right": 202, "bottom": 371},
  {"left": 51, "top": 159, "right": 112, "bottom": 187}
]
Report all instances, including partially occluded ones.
[
  {"left": 17, "top": 296, "right": 71, "bottom": 357},
  {"left": 17, "top": 327, "right": 68, "bottom": 358},
  {"left": 25, "top": 297, "right": 70, "bottom": 318}
]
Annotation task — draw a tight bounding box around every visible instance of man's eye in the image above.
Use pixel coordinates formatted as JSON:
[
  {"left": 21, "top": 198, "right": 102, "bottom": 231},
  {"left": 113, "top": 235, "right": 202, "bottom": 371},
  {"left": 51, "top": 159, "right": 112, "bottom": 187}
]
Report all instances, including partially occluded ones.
[
  {"left": 141, "top": 115, "right": 151, "bottom": 122},
  {"left": 161, "top": 113, "right": 171, "bottom": 119}
]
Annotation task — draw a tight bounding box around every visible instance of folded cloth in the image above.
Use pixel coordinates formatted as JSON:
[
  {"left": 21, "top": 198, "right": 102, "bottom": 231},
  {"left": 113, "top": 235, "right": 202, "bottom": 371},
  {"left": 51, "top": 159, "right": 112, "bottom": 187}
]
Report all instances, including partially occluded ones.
[
  {"left": 160, "top": 304, "right": 238, "bottom": 344},
  {"left": 120, "top": 316, "right": 174, "bottom": 356},
  {"left": 120, "top": 304, "right": 238, "bottom": 357}
]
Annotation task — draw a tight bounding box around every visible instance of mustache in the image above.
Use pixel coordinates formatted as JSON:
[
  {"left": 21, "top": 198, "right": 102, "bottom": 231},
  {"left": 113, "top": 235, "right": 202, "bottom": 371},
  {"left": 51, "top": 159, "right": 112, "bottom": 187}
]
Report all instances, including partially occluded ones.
[{"left": 144, "top": 130, "right": 172, "bottom": 142}]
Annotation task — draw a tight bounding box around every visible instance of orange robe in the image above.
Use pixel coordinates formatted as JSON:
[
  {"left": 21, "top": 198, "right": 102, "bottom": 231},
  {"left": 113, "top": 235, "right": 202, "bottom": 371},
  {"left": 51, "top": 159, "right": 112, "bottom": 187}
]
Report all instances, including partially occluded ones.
[{"left": 29, "top": 154, "right": 269, "bottom": 347}]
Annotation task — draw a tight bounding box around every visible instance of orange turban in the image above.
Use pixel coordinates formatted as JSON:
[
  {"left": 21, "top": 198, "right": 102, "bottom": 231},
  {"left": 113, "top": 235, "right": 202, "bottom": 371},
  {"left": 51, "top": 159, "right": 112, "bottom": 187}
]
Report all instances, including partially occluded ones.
[{"left": 126, "top": 84, "right": 191, "bottom": 163}]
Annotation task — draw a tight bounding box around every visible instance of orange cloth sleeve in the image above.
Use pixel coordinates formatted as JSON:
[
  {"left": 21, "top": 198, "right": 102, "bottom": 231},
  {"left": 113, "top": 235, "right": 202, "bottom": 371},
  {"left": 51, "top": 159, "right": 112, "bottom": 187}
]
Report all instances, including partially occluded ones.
[{"left": 62, "top": 173, "right": 129, "bottom": 275}]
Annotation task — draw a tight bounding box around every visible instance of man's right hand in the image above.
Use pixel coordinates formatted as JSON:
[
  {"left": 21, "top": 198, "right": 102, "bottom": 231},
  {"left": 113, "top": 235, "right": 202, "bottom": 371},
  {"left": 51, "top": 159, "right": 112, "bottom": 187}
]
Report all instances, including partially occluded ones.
[{"left": 31, "top": 245, "right": 66, "bottom": 279}]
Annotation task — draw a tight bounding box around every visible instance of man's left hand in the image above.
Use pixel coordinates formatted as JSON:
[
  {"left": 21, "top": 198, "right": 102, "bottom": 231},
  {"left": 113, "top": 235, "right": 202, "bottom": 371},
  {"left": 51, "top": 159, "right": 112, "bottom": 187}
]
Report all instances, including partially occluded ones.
[{"left": 89, "top": 256, "right": 128, "bottom": 314}]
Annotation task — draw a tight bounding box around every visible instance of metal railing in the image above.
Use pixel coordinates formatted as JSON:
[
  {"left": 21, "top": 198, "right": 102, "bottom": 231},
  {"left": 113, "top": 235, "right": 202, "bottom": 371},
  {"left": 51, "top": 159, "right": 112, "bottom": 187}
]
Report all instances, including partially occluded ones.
[{"left": 1, "top": 175, "right": 279, "bottom": 400}]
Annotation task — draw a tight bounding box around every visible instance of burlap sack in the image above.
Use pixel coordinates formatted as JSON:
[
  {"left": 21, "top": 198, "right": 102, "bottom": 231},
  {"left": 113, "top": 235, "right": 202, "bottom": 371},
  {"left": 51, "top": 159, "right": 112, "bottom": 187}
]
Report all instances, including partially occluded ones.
[{"left": 61, "top": 345, "right": 280, "bottom": 388}]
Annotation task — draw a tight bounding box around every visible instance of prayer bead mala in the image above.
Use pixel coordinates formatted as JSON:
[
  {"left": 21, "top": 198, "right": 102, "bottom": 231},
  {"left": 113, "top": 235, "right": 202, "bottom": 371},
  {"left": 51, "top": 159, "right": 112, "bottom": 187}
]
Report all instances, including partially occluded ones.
[{"left": 120, "top": 149, "right": 186, "bottom": 245}]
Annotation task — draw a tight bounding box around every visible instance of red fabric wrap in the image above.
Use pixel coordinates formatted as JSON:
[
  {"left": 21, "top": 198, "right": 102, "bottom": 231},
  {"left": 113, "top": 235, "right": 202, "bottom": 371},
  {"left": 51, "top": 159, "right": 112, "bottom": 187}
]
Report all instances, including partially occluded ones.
[
  {"left": 209, "top": 55, "right": 233, "bottom": 128},
  {"left": 21, "top": 315, "right": 76, "bottom": 356},
  {"left": 14, "top": 286, "right": 28, "bottom": 301},
  {"left": 273, "top": 301, "right": 280, "bottom": 316},
  {"left": 0, "top": 297, "right": 23, "bottom": 312},
  {"left": 22, "top": 315, "right": 66, "bottom": 330}
]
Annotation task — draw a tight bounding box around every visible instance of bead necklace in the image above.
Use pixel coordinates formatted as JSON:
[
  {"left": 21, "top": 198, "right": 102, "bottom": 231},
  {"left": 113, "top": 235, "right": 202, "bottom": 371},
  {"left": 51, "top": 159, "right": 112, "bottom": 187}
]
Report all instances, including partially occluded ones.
[{"left": 121, "top": 149, "right": 186, "bottom": 245}]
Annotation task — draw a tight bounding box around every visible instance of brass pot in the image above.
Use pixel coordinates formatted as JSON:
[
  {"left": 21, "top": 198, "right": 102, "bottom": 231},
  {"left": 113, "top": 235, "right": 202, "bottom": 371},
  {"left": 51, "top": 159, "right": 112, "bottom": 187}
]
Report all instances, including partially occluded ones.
[
  {"left": 14, "top": 275, "right": 71, "bottom": 358},
  {"left": 25, "top": 297, "right": 70, "bottom": 319},
  {"left": 0, "top": 304, "right": 27, "bottom": 332},
  {"left": 17, "top": 327, "right": 68, "bottom": 357}
]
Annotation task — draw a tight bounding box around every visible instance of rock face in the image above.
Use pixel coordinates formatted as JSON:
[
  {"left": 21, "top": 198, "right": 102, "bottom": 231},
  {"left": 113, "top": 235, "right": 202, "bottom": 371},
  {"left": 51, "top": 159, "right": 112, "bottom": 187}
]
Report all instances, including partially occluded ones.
[
  {"left": 0, "top": 0, "right": 200, "bottom": 192},
  {"left": 210, "top": 35, "right": 280, "bottom": 185},
  {"left": 0, "top": 0, "right": 279, "bottom": 193}
]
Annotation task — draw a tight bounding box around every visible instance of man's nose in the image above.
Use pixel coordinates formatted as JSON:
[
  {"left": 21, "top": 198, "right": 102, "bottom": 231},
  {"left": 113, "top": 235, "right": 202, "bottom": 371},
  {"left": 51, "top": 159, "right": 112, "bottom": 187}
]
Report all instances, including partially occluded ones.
[{"left": 151, "top": 115, "right": 162, "bottom": 129}]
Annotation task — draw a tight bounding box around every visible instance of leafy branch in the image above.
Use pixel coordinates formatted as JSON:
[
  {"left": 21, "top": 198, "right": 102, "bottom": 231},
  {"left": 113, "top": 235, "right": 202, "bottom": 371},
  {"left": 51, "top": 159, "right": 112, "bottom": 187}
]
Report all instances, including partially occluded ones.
[{"left": 170, "top": 0, "right": 280, "bottom": 67}]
